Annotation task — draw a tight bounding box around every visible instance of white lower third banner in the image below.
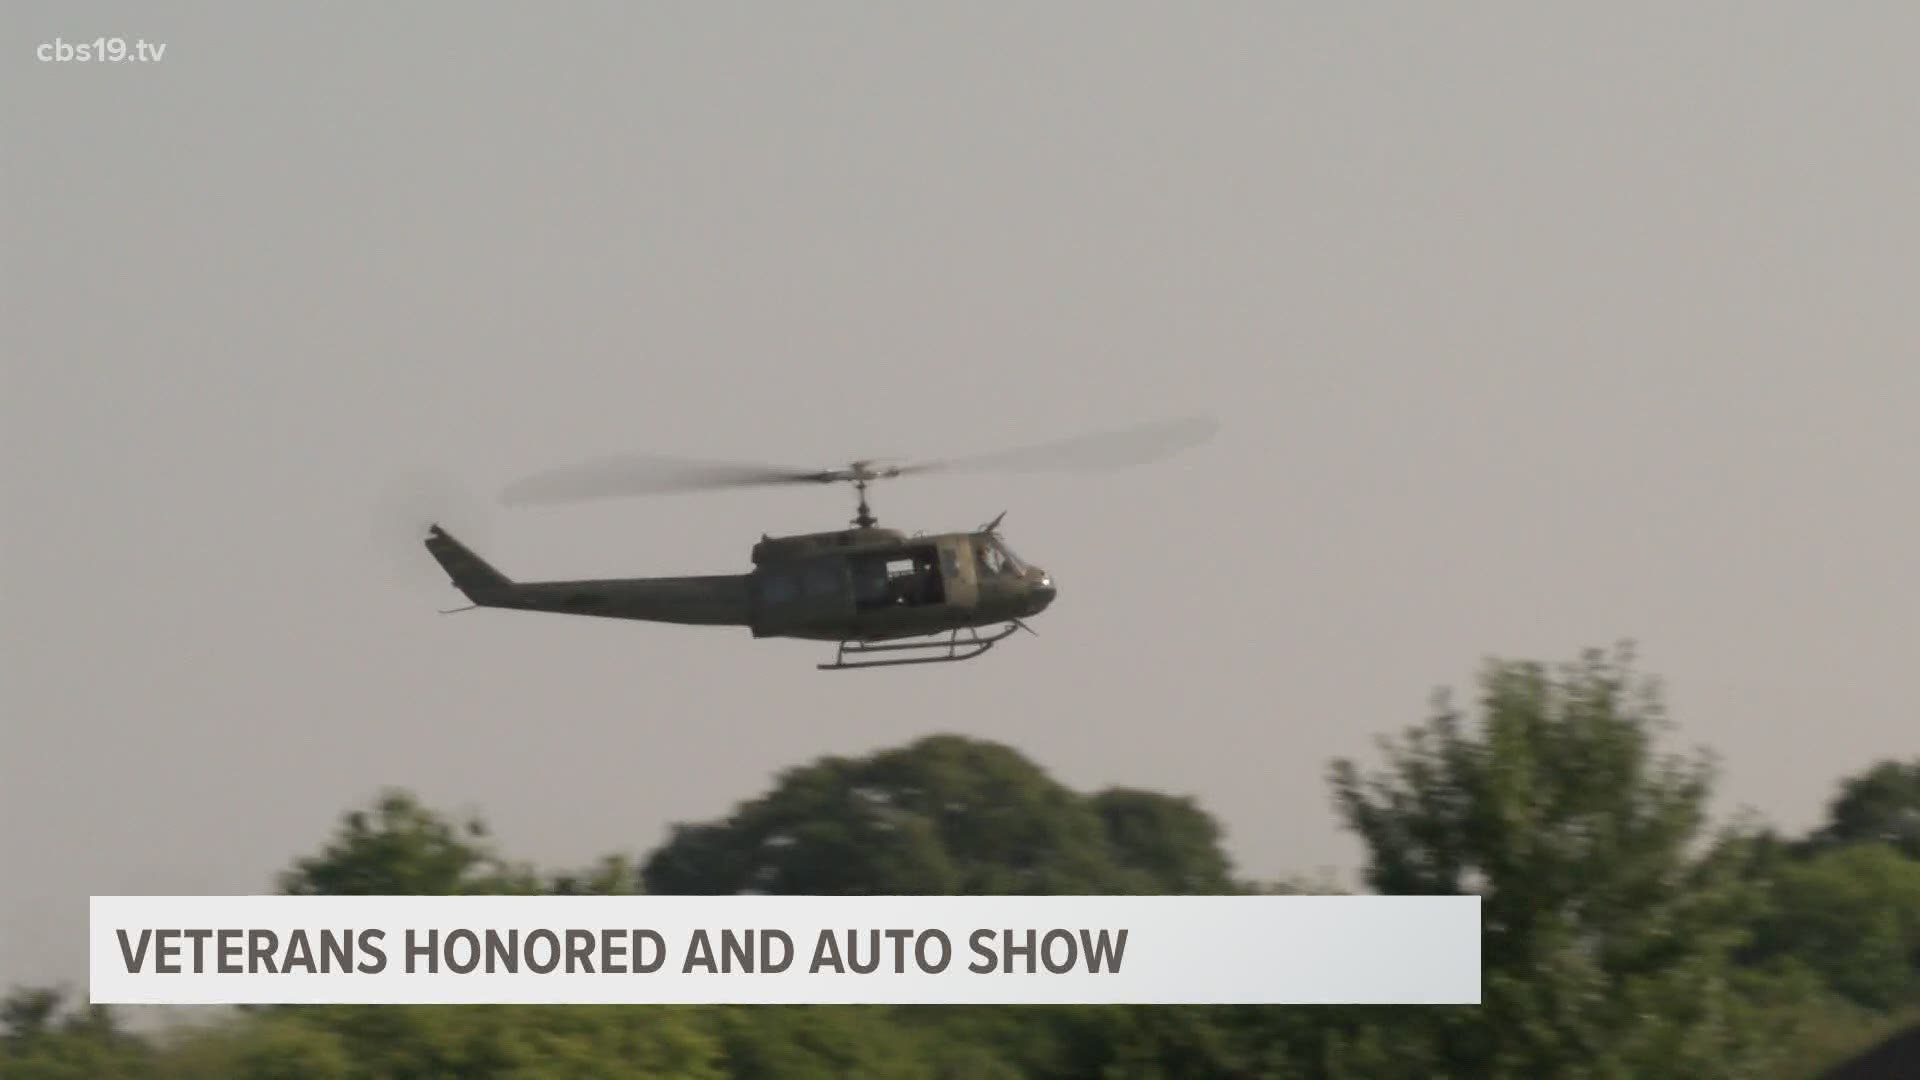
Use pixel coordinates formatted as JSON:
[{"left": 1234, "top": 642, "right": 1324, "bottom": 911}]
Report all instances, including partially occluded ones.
[{"left": 91, "top": 895, "right": 1481, "bottom": 1005}]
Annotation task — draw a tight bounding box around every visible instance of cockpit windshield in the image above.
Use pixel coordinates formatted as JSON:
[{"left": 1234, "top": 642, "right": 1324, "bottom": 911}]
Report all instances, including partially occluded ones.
[{"left": 975, "top": 534, "right": 1028, "bottom": 578}]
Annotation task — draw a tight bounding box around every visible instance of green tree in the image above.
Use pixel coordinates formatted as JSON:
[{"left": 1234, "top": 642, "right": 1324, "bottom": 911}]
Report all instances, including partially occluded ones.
[
  {"left": 0, "top": 989, "right": 60, "bottom": 1042},
  {"left": 1319, "top": 646, "right": 1799, "bottom": 1077},
  {"left": 889, "top": 1003, "right": 1252, "bottom": 1078},
  {"left": 703, "top": 1006, "right": 941, "bottom": 1080},
  {"left": 1091, "top": 788, "right": 1235, "bottom": 893},
  {"left": 278, "top": 790, "right": 540, "bottom": 896},
  {"left": 549, "top": 853, "right": 643, "bottom": 896},
  {"left": 641, "top": 735, "right": 1234, "bottom": 896},
  {"left": 0, "top": 987, "right": 151, "bottom": 1079},
  {"left": 1814, "top": 759, "right": 1920, "bottom": 860},
  {"left": 159, "top": 1015, "right": 355, "bottom": 1080},
  {"left": 22, "top": 713, "right": 1920, "bottom": 1078},
  {"left": 637, "top": 736, "right": 1247, "bottom": 1076},
  {"left": 1747, "top": 842, "right": 1920, "bottom": 1009},
  {"left": 252, "top": 794, "right": 727, "bottom": 1077},
  {"left": 213, "top": 1005, "right": 726, "bottom": 1079}
]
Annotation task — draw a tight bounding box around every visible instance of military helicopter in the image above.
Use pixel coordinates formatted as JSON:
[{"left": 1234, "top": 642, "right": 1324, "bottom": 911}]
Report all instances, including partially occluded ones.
[{"left": 423, "top": 416, "right": 1216, "bottom": 670}]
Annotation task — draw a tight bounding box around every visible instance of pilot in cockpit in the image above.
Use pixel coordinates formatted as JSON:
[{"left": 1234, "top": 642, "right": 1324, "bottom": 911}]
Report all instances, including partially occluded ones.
[{"left": 976, "top": 535, "right": 1024, "bottom": 579}]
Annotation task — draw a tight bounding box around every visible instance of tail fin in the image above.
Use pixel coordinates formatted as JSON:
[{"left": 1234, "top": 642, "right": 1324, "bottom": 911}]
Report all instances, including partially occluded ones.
[{"left": 424, "top": 525, "right": 512, "bottom": 604}]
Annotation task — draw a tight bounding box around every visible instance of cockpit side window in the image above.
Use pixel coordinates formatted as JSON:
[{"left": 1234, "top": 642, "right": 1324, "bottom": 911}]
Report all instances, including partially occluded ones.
[
  {"left": 975, "top": 542, "right": 999, "bottom": 577},
  {"left": 974, "top": 535, "right": 1024, "bottom": 578},
  {"left": 992, "top": 537, "right": 1027, "bottom": 574}
]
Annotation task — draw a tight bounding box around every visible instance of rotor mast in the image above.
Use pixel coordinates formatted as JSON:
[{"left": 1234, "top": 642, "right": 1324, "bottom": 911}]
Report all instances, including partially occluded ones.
[
  {"left": 827, "top": 460, "right": 899, "bottom": 529},
  {"left": 851, "top": 477, "right": 877, "bottom": 528}
]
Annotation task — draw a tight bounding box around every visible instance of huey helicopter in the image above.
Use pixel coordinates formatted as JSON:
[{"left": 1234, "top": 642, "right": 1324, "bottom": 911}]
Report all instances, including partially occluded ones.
[{"left": 422, "top": 416, "right": 1216, "bottom": 670}]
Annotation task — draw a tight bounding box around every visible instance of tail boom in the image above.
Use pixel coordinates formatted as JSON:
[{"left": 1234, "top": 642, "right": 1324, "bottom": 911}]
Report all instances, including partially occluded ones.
[{"left": 422, "top": 525, "right": 751, "bottom": 626}]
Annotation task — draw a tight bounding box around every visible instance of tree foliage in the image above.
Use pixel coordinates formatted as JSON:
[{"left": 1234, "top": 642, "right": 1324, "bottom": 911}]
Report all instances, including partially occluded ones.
[
  {"left": 1747, "top": 842, "right": 1920, "bottom": 1009},
  {"left": 1814, "top": 759, "right": 1920, "bottom": 860},
  {"left": 278, "top": 790, "right": 541, "bottom": 897},
  {"left": 9, "top": 649, "right": 1918, "bottom": 1077},
  {"left": 1321, "top": 646, "right": 1790, "bottom": 1076},
  {"left": 0, "top": 988, "right": 152, "bottom": 1080},
  {"left": 641, "top": 734, "right": 1233, "bottom": 896}
]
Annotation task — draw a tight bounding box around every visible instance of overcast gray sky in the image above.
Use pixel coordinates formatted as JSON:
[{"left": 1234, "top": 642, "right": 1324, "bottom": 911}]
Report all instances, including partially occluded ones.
[{"left": 4, "top": 3, "right": 1916, "bottom": 994}]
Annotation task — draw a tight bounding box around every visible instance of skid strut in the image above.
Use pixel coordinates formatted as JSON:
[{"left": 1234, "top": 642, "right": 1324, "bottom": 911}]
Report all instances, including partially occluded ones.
[{"left": 818, "top": 623, "right": 1021, "bottom": 671}]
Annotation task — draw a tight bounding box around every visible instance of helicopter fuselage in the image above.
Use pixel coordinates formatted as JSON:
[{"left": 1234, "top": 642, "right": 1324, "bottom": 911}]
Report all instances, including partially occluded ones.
[
  {"left": 423, "top": 524, "right": 1055, "bottom": 649},
  {"left": 745, "top": 526, "right": 1053, "bottom": 642}
]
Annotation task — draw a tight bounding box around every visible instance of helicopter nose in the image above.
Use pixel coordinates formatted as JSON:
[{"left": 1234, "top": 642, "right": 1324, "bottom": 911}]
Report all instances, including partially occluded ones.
[{"left": 1031, "top": 577, "right": 1056, "bottom": 612}]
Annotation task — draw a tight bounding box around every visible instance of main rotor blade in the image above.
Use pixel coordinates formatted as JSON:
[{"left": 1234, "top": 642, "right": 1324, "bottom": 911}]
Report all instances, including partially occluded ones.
[
  {"left": 900, "top": 415, "right": 1220, "bottom": 476},
  {"left": 499, "top": 415, "right": 1219, "bottom": 507},
  {"left": 499, "top": 455, "right": 828, "bottom": 506}
]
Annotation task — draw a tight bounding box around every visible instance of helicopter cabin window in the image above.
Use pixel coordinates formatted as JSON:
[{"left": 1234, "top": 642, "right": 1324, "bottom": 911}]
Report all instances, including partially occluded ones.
[
  {"left": 851, "top": 546, "right": 946, "bottom": 610},
  {"left": 975, "top": 534, "right": 1027, "bottom": 579}
]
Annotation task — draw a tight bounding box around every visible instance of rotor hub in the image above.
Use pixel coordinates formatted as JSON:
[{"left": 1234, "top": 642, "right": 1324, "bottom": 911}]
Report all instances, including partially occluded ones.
[{"left": 850, "top": 476, "right": 880, "bottom": 528}]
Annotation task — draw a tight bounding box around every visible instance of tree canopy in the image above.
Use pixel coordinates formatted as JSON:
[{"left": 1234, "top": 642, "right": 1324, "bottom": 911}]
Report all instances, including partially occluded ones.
[
  {"left": 1321, "top": 646, "right": 1787, "bottom": 1076},
  {"left": 1814, "top": 759, "right": 1920, "bottom": 860},
  {"left": 641, "top": 734, "right": 1234, "bottom": 896},
  {"left": 277, "top": 791, "right": 540, "bottom": 897},
  {"left": 7, "top": 647, "right": 1918, "bottom": 1078}
]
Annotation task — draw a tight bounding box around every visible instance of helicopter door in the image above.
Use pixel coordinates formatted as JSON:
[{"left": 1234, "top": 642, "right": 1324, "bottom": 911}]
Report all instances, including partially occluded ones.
[
  {"left": 937, "top": 539, "right": 978, "bottom": 611},
  {"left": 852, "top": 546, "right": 945, "bottom": 611}
]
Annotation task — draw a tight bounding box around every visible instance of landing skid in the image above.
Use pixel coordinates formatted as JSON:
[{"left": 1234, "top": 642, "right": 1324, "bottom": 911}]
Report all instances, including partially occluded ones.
[{"left": 818, "top": 623, "right": 1022, "bottom": 671}]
